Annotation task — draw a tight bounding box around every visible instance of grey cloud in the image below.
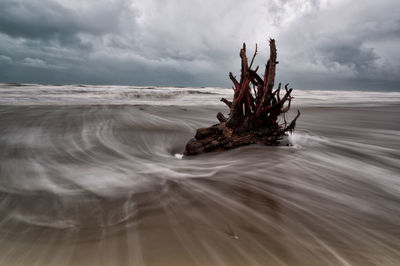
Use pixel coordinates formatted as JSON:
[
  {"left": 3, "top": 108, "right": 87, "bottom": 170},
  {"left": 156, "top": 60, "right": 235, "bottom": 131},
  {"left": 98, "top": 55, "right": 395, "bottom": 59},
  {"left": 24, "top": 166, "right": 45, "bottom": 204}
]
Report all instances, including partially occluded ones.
[
  {"left": 276, "top": 0, "right": 400, "bottom": 90},
  {"left": 0, "top": 0, "right": 399, "bottom": 90},
  {"left": 0, "top": 0, "right": 137, "bottom": 46},
  {"left": 317, "top": 40, "right": 378, "bottom": 75},
  {"left": 0, "top": 55, "right": 13, "bottom": 64},
  {"left": 20, "top": 58, "right": 48, "bottom": 68}
]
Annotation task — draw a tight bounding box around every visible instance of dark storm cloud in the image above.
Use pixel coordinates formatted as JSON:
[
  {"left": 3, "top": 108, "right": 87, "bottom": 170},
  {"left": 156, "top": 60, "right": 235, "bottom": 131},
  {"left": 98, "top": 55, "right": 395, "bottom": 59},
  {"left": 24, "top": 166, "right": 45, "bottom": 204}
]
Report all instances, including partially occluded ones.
[
  {"left": 0, "top": 0, "right": 137, "bottom": 47},
  {"left": 319, "top": 42, "right": 378, "bottom": 73},
  {"left": 0, "top": 0, "right": 399, "bottom": 90},
  {"left": 0, "top": 1, "right": 88, "bottom": 42}
]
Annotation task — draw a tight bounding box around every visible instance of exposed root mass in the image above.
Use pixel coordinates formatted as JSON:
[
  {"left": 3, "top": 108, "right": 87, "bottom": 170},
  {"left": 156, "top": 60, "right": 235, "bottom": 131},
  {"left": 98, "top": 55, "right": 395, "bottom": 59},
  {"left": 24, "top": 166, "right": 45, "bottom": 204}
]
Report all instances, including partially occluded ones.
[{"left": 185, "top": 39, "right": 300, "bottom": 155}]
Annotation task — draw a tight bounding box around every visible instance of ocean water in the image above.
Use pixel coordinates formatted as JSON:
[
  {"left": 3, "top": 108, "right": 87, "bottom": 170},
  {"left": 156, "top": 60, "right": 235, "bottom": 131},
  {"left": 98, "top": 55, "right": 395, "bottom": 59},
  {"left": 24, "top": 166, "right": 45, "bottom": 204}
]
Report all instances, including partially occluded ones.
[{"left": 0, "top": 84, "right": 399, "bottom": 266}]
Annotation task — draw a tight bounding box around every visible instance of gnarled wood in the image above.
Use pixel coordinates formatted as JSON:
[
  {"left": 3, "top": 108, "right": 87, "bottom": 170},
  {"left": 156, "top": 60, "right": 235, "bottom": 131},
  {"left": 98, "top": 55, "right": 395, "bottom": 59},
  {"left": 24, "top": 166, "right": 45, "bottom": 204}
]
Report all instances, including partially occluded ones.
[{"left": 184, "top": 39, "right": 300, "bottom": 156}]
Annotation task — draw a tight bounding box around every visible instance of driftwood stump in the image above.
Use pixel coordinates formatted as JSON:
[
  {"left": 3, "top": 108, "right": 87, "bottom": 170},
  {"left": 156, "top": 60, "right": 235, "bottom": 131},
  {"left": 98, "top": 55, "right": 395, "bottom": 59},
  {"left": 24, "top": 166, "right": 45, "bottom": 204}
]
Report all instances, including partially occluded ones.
[{"left": 184, "top": 39, "right": 300, "bottom": 155}]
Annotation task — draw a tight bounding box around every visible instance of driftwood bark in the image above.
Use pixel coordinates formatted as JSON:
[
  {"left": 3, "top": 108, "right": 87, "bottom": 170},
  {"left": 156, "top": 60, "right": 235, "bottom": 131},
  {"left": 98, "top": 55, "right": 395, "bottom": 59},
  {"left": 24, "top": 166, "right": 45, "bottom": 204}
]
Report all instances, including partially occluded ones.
[{"left": 184, "top": 39, "right": 300, "bottom": 155}]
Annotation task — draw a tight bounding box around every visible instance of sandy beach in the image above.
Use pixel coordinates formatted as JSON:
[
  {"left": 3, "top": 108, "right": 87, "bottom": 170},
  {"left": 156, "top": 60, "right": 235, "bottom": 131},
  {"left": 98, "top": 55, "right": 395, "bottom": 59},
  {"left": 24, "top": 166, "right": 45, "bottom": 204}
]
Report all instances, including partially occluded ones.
[{"left": 0, "top": 84, "right": 399, "bottom": 265}]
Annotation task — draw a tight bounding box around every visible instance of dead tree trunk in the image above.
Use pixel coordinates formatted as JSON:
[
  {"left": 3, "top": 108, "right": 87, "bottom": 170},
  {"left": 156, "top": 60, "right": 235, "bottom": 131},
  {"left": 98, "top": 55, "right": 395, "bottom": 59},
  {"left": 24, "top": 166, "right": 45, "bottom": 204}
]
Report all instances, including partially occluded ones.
[{"left": 184, "top": 39, "right": 300, "bottom": 155}]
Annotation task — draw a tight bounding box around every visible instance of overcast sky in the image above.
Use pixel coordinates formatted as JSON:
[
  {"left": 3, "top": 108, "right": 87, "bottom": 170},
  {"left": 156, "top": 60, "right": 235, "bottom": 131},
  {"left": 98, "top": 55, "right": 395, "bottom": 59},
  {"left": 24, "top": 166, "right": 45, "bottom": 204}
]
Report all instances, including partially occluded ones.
[{"left": 0, "top": 0, "right": 399, "bottom": 90}]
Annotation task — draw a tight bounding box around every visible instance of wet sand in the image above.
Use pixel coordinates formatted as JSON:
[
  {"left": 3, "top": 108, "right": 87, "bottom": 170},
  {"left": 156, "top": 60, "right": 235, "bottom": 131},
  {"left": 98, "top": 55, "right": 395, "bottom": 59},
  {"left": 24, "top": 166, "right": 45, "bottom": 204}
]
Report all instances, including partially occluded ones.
[{"left": 0, "top": 85, "right": 399, "bottom": 265}]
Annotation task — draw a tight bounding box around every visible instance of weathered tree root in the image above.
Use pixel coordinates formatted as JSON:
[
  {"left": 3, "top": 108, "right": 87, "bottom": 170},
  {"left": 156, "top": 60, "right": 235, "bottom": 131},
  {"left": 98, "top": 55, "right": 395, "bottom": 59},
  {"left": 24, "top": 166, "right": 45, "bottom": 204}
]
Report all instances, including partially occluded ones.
[{"left": 184, "top": 39, "right": 300, "bottom": 156}]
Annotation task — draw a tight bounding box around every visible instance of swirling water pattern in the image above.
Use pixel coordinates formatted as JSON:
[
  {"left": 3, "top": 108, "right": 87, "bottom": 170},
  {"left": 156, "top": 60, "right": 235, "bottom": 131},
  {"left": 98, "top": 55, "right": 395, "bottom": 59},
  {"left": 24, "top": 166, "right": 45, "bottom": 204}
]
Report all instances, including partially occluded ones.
[{"left": 0, "top": 84, "right": 399, "bottom": 266}]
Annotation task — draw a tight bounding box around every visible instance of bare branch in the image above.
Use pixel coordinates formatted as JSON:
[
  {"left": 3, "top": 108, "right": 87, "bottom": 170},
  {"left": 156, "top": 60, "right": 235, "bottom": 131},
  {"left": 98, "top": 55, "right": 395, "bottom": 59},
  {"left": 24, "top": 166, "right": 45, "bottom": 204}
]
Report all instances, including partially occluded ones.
[
  {"left": 249, "top": 43, "right": 258, "bottom": 69},
  {"left": 229, "top": 72, "right": 240, "bottom": 91},
  {"left": 220, "top": 98, "right": 232, "bottom": 108},
  {"left": 217, "top": 112, "right": 227, "bottom": 122}
]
